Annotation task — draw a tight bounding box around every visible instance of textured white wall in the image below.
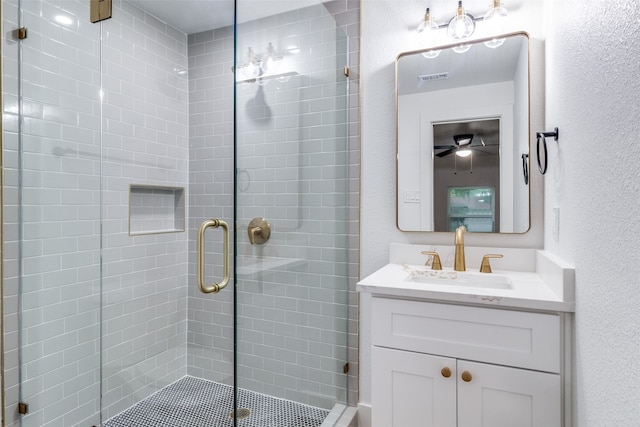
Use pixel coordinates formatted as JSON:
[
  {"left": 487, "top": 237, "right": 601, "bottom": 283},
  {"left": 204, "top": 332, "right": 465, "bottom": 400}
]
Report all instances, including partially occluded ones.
[{"left": 545, "top": 0, "right": 640, "bottom": 424}]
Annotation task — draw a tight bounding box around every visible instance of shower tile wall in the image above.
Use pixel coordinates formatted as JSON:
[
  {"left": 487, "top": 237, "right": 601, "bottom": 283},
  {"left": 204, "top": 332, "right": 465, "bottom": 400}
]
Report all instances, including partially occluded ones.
[
  {"left": 2, "top": 0, "right": 190, "bottom": 425},
  {"left": 186, "top": 25, "right": 235, "bottom": 383},
  {"left": 186, "top": 0, "right": 360, "bottom": 409},
  {"left": 100, "top": 1, "right": 190, "bottom": 421},
  {"left": 3, "top": 0, "right": 360, "bottom": 425}
]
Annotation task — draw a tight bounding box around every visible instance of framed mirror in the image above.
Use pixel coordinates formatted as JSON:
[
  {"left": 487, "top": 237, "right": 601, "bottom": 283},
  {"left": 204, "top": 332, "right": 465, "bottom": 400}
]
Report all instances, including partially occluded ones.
[{"left": 396, "top": 32, "right": 530, "bottom": 233}]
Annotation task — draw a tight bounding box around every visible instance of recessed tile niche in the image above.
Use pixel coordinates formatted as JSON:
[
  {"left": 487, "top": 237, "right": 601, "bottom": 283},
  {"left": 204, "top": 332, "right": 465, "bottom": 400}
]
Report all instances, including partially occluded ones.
[{"left": 129, "top": 185, "right": 185, "bottom": 235}]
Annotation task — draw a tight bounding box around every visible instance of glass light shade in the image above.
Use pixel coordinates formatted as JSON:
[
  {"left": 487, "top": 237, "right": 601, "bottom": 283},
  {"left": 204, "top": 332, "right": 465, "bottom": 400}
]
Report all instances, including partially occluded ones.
[
  {"left": 452, "top": 44, "right": 472, "bottom": 54},
  {"left": 417, "top": 9, "right": 441, "bottom": 58},
  {"left": 447, "top": 4, "right": 475, "bottom": 40},
  {"left": 422, "top": 50, "right": 441, "bottom": 59},
  {"left": 260, "top": 42, "right": 278, "bottom": 74},
  {"left": 456, "top": 149, "right": 472, "bottom": 158},
  {"left": 417, "top": 9, "right": 441, "bottom": 43},
  {"left": 243, "top": 47, "right": 259, "bottom": 79},
  {"left": 482, "top": 2, "right": 508, "bottom": 48}
]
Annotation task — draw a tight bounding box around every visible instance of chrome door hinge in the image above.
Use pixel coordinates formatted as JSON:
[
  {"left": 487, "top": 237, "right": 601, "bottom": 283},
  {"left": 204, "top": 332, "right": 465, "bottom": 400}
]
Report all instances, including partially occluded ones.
[
  {"left": 343, "top": 66, "right": 350, "bottom": 77},
  {"left": 343, "top": 363, "right": 349, "bottom": 374}
]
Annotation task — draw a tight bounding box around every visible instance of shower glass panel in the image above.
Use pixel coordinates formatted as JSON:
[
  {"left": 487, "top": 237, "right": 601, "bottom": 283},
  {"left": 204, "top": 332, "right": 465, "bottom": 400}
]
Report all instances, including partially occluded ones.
[
  {"left": 98, "top": 1, "right": 192, "bottom": 423},
  {"left": 234, "top": 1, "right": 350, "bottom": 420},
  {"left": 13, "top": 0, "right": 103, "bottom": 425},
  {"left": 10, "top": 0, "right": 352, "bottom": 425}
]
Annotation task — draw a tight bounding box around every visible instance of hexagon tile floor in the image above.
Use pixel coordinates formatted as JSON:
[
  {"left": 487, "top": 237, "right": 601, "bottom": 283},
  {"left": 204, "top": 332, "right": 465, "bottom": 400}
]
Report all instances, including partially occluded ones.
[{"left": 103, "top": 376, "right": 330, "bottom": 427}]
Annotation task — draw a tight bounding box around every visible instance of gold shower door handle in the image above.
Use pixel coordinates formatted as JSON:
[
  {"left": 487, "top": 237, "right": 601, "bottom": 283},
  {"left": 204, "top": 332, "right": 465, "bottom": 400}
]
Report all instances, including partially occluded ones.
[{"left": 197, "top": 218, "right": 230, "bottom": 294}]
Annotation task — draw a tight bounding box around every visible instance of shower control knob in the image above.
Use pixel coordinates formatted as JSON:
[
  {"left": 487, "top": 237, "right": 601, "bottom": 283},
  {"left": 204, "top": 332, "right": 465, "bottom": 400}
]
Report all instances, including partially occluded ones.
[{"left": 248, "top": 217, "right": 271, "bottom": 244}]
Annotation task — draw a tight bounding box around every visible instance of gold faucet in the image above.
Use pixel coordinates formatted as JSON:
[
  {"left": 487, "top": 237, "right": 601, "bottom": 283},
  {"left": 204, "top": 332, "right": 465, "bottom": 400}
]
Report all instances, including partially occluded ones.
[{"left": 454, "top": 225, "right": 467, "bottom": 271}]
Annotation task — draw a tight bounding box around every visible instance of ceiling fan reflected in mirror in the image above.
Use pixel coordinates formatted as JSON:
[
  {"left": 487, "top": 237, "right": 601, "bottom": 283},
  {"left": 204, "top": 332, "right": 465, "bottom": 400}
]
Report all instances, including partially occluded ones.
[{"left": 434, "top": 133, "right": 498, "bottom": 158}]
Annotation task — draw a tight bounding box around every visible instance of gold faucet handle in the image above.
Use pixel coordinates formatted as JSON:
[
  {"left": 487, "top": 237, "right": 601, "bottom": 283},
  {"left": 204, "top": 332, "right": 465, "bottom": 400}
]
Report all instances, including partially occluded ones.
[
  {"left": 421, "top": 251, "right": 442, "bottom": 270},
  {"left": 479, "top": 254, "right": 503, "bottom": 273}
]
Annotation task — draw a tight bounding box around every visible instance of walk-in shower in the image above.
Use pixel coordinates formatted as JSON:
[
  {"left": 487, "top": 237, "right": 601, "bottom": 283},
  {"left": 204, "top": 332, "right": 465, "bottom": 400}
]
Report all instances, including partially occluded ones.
[{"left": 2, "top": 0, "right": 359, "bottom": 425}]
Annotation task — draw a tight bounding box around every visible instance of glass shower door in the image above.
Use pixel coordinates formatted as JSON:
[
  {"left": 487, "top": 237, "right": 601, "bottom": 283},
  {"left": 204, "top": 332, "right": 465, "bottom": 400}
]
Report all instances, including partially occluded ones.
[
  {"left": 233, "top": 1, "right": 351, "bottom": 423},
  {"left": 10, "top": 0, "right": 103, "bottom": 425},
  {"left": 7, "top": 0, "right": 354, "bottom": 425}
]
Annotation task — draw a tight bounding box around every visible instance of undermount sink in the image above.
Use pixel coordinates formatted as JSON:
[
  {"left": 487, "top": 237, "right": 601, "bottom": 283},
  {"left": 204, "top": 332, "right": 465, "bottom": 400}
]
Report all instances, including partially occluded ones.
[{"left": 404, "top": 267, "right": 513, "bottom": 290}]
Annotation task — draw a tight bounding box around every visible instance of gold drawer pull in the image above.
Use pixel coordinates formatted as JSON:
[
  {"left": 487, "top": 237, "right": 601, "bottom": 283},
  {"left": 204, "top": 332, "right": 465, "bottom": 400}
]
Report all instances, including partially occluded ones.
[
  {"left": 441, "top": 367, "right": 452, "bottom": 378},
  {"left": 461, "top": 371, "right": 472, "bottom": 382}
]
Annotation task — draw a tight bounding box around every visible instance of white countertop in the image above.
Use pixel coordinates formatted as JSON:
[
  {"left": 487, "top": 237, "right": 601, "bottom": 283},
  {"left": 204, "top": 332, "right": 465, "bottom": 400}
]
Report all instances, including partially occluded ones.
[{"left": 357, "top": 248, "right": 575, "bottom": 313}]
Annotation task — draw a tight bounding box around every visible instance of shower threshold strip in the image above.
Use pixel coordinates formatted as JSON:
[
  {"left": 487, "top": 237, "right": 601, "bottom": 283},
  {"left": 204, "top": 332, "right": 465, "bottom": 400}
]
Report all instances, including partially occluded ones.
[{"left": 103, "top": 375, "right": 331, "bottom": 427}]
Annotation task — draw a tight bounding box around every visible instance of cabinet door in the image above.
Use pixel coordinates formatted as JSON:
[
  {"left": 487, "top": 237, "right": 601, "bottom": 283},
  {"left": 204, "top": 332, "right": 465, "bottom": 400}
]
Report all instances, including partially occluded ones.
[
  {"left": 457, "top": 360, "right": 561, "bottom": 427},
  {"left": 372, "top": 347, "right": 456, "bottom": 427}
]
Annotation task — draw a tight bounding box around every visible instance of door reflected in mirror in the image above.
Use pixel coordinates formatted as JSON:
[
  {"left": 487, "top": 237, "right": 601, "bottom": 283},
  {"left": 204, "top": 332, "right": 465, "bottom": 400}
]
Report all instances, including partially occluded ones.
[
  {"left": 434, "top": 119, "right": 500, "bottom": 232},
  {"left": 397, "top": 32, "right": 530, "bottom": 233}
]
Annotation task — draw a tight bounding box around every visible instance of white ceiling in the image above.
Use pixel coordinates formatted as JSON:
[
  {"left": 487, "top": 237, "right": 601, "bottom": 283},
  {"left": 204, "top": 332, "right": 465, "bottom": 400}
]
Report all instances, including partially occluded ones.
[
  {"left": 128, "top": 0, "right": 322, "bottom": 34},
  {"left": 128, "top": 0, "right": 526, "bottom": 38},
  {"left": 397, "top": 34, "right": 527, "bottom": 96}
]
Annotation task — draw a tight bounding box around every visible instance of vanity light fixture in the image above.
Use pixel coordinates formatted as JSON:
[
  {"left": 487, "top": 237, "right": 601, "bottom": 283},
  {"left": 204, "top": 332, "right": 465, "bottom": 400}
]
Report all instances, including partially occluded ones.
[
  {"left": 236, "top": 43, "right": 295, "bottom": 87},
  {"left": 417, "top": 1, "right": 509, "bottom": 55}
]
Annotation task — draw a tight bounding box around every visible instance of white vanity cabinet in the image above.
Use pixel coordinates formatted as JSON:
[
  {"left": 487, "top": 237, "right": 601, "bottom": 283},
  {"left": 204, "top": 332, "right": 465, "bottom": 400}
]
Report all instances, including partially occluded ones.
[{"left": 371, "top": 297, "right": 568, "bottom": 427}]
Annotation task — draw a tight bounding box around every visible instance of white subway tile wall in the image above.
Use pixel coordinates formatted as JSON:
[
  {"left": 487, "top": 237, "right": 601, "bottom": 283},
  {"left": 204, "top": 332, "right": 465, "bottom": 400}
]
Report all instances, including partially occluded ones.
[
  {"left": 186, "top": 25, "right": 236, "bottom": 385},
  {"left": 3, "top": 0, "right": 360, "bottom": 425},
  {"left": 99, "top": 0, "right": 190, "bottom": 421}
]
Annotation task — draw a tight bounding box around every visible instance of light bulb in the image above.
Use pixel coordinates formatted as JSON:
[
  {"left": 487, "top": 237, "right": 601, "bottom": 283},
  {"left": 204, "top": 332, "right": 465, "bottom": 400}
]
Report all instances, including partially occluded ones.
[
  {"left": 447, "top": 1, "right": 475, "bottom": 40},
  {"left": 483, "top": 0, "right": 508, "bottom": 48},
  {"left": 243, "top": 47, "right": 259, "bottom": 79},
  {"left": 456, "top": 149, "right": 472, "bottom": 158},
  {"left": 452, "top": 44, "right": 472, "bottom": 54},
  {"left": 261, "top": 42, "right": 278, "bottom": 74},
  {"left": 417, "top": 8, "right": 441, "bottom": 58},
  {"left": 422, "top": 50, "right": 441, "bottom": 59}
]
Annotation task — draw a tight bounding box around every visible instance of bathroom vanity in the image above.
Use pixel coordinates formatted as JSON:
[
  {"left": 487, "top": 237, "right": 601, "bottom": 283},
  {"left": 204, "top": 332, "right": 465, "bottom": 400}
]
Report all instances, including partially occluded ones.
[{"left": 357, "top": 244, "right": 574, "bottom": 427}]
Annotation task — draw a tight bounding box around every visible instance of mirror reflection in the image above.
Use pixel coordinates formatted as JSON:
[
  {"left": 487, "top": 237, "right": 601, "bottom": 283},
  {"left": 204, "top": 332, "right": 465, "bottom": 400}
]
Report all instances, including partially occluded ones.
[{"left": 396, "top": 33, "right": 530, "bottom": 233}]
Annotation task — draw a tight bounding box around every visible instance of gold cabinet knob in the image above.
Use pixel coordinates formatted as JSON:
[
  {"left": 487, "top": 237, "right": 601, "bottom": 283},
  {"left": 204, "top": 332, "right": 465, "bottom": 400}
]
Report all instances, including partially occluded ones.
[
  {"left": 461, "top": 371, "right": 472, "bottom": 382},
  {"left": 441, "top": 367, "right": 452, "bottom": 378}
]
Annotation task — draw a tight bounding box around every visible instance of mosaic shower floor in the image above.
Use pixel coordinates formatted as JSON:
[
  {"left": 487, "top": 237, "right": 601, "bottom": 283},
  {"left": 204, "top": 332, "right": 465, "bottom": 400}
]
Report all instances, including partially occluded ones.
[{"left": 103, "top": 376, "right": 330, "bottom": 427}]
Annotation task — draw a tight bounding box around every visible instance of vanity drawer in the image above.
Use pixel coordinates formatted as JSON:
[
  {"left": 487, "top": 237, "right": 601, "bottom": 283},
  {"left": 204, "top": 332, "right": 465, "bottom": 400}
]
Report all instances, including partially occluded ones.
[{"left": 372, "top": 297, "right": 561, "bottom": 373}]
